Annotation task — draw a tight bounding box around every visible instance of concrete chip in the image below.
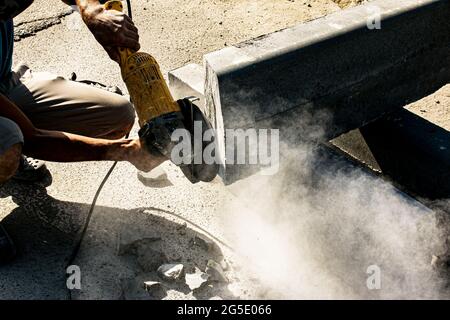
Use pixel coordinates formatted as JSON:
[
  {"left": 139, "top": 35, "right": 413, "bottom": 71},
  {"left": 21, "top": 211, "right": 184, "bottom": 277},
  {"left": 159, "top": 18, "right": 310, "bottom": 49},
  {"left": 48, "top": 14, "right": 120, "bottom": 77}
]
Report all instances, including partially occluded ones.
[
  {"left": 185, "top": 268, "right": 210, "bottom": 291},
  {"left": 157, "top": 263, "right": 185, "bottom": 282},
  {"left": 143, "top": 281, "right": 166, "bottom": 299}
]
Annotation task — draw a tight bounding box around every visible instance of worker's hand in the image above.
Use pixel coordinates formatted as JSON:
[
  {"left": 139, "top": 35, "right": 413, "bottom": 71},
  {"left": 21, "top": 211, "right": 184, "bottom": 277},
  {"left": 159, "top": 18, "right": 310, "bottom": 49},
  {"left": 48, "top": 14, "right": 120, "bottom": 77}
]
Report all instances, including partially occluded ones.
[
  {"left": 126, "top": 139, "right": 167, "bottom": 172},
  {"left": 80, "top": 3, "right": 140, "bottom": 62}
]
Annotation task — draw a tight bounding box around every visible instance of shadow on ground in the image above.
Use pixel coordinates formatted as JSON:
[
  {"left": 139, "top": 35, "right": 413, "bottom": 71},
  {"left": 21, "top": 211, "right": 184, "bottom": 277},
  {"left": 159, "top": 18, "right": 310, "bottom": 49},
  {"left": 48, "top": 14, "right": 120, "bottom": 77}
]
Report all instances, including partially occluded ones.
[
  {"left": 70, "top": 205, "right": 237, "bottom": 300},
  {"left": 0, "top": 179, "right": 235, "bottom": 300},
  {"left": 0, "top": 178, "right": 85, "bottom": 299}
]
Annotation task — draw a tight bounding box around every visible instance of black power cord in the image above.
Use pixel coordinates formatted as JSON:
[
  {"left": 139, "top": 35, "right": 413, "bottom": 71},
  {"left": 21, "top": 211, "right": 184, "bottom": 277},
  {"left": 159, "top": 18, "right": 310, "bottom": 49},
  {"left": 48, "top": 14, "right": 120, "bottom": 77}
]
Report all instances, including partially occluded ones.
[
  {"left": 126, "top": 0, "right": 132, "bottom": 20},
  {"left": 66, "top": 160, "right": 119, "bottom": 269}
]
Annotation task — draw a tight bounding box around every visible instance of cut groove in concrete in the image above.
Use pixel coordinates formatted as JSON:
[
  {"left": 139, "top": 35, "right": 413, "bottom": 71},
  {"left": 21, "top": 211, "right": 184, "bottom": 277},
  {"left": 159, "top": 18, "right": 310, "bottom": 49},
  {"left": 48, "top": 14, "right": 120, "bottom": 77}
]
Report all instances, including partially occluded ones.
[{"left": 14, "top": 9, "right": 73, "bottom": 42}]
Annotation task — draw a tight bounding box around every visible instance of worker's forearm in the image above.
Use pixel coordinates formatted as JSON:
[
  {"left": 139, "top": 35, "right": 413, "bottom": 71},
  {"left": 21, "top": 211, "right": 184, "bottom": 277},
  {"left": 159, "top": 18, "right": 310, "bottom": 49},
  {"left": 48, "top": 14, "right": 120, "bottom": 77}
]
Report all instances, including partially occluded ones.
[
  {"left": 70, "top": 0, "right": 140, "bottom": 61},
  {"left": 23, "top": 129, "right": 165, "bottom": 172},
  {"left": 1, "top": 93, "right": 135, "bottom": 163},
  {"left": 23, "top": 129, "right": 135, "bottom": 163}
]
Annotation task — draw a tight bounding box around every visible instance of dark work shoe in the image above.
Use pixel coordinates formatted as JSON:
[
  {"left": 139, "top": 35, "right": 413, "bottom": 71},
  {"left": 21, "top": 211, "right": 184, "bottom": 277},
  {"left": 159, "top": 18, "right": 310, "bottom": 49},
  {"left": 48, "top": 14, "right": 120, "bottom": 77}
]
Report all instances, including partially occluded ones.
[
  {"left": 0, "top": 224, "right": 16, "bottom": 265},
  {"left": 12, "top": 156, "right": 49, "bottom": 182}
]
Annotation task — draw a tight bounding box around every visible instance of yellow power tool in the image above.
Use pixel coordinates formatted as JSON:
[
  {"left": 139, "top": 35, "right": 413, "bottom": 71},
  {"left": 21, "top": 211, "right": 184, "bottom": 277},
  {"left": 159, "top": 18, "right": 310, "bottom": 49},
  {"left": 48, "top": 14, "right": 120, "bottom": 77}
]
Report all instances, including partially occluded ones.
[{"left": 104, "top": 0, "right": 218, "bottom": 183}]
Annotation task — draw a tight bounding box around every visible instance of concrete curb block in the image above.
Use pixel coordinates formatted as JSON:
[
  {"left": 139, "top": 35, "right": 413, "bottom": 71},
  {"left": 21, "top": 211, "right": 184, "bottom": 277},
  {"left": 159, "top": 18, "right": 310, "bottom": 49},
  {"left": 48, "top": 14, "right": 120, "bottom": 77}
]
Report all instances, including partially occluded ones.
[
  {"left": 203, "top": 0, "right": 450, "bottom": 177},
  {"left": 170, "top": 0, "right": 450, "bottom": 183}
]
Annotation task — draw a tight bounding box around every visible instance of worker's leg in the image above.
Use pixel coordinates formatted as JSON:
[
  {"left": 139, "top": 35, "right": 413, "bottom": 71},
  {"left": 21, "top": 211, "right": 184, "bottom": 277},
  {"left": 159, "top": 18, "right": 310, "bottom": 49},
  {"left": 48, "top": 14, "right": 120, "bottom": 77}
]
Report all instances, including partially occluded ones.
[
  {"left": 1, "top": 66, "right": 163, "bottom": 173},
  {"left": 5, "top": 66, "right": 135, "bottom": 139},
  {"left": 0, "top": 117, "right": 23, "bottom": 184}
]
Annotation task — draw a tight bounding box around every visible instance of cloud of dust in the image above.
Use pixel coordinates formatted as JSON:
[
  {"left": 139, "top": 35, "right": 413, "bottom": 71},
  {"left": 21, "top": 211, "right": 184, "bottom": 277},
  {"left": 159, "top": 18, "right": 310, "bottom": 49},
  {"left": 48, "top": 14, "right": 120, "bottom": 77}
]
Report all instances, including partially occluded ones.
[{"left": 220, "top": 104, "right": 449, "bottom": 299}]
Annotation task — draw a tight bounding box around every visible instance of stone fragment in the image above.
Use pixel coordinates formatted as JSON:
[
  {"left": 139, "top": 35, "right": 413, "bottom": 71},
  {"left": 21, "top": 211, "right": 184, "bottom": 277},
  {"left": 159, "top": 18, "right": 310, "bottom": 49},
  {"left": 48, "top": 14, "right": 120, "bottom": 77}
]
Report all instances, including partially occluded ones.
[
  {"left": 143, "top": 281, "right": 165, "bottom": 298},
  {"left": 157, "top": 263, "right": 184, "bottom": 281},
  {"left": 185, "top": 268, "right": 210, "bottom": 291}
]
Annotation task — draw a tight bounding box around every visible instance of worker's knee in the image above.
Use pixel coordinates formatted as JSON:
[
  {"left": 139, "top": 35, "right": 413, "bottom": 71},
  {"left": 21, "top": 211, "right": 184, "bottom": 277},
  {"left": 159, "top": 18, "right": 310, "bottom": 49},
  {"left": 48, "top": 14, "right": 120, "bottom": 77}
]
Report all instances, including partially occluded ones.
[
  {"left": 107, "top": 96, "right": 136, "bottom": 137},
  {"left": 116, "top": 97, "right": 135, "bottom": 128},
  {"left": 0, "top": 143, "right": 22, "bottom": 184}
]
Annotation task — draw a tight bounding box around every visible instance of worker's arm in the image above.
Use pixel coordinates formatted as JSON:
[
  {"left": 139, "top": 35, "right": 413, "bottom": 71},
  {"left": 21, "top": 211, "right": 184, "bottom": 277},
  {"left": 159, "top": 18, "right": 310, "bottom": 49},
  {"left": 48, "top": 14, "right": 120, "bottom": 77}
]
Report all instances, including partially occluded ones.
[
  {"left": 1, "top": 0, "right": 139, "bottom": 62},
  {"left": 0, "top": 93, "right": 164, "bottom": 171},
  {"left": 62, "top": 0, "right": 139, "bottom": 62}
]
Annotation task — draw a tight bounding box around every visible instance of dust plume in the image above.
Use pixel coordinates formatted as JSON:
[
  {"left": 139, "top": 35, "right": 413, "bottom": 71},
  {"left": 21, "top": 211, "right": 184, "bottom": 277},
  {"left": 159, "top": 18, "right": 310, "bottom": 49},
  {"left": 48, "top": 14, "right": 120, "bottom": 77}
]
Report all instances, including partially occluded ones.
[{"left": 220, "top": 108, "right": 449, "bottom": 299}]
